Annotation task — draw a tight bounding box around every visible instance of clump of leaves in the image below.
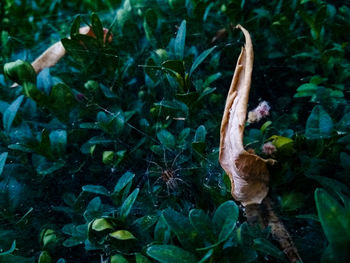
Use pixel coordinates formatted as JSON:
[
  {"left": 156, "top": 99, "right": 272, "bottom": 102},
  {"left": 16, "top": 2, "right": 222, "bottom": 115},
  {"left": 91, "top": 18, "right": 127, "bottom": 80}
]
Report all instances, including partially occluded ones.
[{"left": 0, "top": 1, "right": 350, "bottom": 263}]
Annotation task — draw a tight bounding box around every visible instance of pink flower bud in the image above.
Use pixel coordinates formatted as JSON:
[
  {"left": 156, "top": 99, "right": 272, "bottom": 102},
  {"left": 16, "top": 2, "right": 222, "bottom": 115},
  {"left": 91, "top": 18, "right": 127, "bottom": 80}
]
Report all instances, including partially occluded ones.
[
  {"left": 247, "top": 101, "right": 270, "bottom": 123},
  {"left": 262, "top": 142, "right": 277, "bottom": 155}
]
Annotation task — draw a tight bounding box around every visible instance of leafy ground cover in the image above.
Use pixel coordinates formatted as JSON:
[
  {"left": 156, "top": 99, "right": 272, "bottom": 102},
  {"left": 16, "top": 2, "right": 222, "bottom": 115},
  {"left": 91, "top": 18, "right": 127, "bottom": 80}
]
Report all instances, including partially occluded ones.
[{"left": 1, "top": 0, "right": 350, "bottom": 262}]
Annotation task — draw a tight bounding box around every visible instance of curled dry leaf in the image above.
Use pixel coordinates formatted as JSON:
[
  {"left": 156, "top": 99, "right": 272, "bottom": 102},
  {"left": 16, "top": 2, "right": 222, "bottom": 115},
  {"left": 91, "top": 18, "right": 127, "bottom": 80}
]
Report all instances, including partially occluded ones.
[
  {"left": 219, "top": 25, "right": 275, "bottom": 206},
  {"left": 32, "top": 26, "right": 112, "bottom": 74},
  {"left": 11, "top": 26, "right": 112, "bottom": 88}
]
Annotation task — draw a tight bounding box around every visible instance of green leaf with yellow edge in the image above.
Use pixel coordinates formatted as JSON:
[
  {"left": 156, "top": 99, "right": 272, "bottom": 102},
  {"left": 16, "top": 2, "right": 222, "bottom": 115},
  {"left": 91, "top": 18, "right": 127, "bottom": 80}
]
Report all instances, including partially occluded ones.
[
  {"left": 267, "top": 135, "right": 294, "bottom": 154},
  {"left": 91, "top": 218, "right": 114, "bottom": 231},
  {"left": 109, "top": 230, "right": 136, "bottom": 240}
]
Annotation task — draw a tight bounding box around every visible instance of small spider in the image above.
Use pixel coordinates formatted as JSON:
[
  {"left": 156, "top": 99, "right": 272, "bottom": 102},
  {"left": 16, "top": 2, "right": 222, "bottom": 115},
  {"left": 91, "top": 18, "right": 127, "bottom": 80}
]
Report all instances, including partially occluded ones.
[{"left": 147, "top": 149, "right": 188, "bottom": 194}]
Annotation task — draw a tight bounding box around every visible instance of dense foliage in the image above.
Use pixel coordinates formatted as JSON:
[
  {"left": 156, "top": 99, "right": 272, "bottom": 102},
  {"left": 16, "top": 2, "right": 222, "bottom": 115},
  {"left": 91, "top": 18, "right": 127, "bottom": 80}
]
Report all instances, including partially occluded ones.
[{"left": 1, "top": 0, "right": 350, "bottom": 262}]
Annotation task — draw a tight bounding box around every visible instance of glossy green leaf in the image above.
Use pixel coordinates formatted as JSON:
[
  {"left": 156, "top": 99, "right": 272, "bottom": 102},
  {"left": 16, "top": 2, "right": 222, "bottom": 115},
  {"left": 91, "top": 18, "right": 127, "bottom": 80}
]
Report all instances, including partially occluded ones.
[
  {"left": 174, "top": 20, "right": 186, "bottom": 59},
  {"left": 91, "top": 218, "right": 113, "bottom": 231},
  {"left": 49, "top": 130, "right": 67, "bottom": 156},
  {"left": 109, "top": 230, "right": 136, "bottom": 240},
  {"left": 146, "top": 245, "right": 196, "bottom": 263},
  {"left": 0, "top": 152, "right": 8, "bottom": 177},
  {"left": 120, "top": 188, "right": 139, "bottom": 219},
  {"left": 4, "top": 60, "right": 36, "bottom": 84},
  {"left": 91, "top": 13, "right": 104, "bottom": 44},
  {"left": 163, "top": 209, "right": 198, "bottom": 248},
  {"left": 154, "top": 214, "right": 171, "bottom": 243},
  {"left": 111, "top": 254, "right": 129, "bottom": 263},
  {"left": 189, "top": 46, "right": 216, "bottom": 76},
  {"left": 162, "top": 60, "right": 185, "bottom": 78},
  {"left": 114, "top": 171, "right": 135, "bottom": 193},
  {"left": 157, "top": 129, "right": 175, "bottom": 149},
  {"left": 0, "top": 240, "right": 16, "bottom": 256},
  {"left": 82, "top": 185, "right": 109, "bottom": 196},
  {"left": 102, "top": 151, "right": 114, "bottom": 164},
  {"left": 253, "top": 238, "right": 287, "bottom": 262},
  {"left": 198, "top": 248, "right": 214, "bottom": 263},
  {"left": 189, "top": 209, "right": 215, "bottom": 242},
  {"left": 70, "top": 15, "right": 81, "bottom": 38},
  {"left": 315, "top": 188, "right": 350, "bottom": 262},
  {"left": 3, "top": 95, "right": 24, "bottom": 133},
  {"left": 305, "top": 105, "right": 333, "bottom": 139},
  {"left": 38, "top": 251, "right": 52, "bottom": 263},
  {"left": 135, "top": 254, "right": 151, "bottom": 263},
  {"left": 213, "top": 200, "right": 239, "bottom": 242},
  {"left": 194, "top": 125, "right": 206, "bottom": 142}
]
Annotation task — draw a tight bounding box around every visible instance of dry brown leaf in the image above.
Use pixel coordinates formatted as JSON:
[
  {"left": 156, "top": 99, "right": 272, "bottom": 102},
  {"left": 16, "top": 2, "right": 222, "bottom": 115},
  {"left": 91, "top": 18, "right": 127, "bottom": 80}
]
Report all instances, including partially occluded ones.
[
  {"left": 10, "top": 26, "right": 112, "bottom": 88},
  {"left": 219, "top": 25, "right": 275, "bottom": 206},
  {"left": 32, "top": 26, "right": 112, "bottom": 74}
]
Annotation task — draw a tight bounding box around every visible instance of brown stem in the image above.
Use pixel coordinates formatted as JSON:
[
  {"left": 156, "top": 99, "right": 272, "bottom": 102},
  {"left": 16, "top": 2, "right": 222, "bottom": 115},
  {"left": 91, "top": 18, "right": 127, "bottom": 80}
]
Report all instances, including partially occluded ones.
[
  {"left": 263, "top": 197, "right": 303, "bottom": 263},
  {"left": 245, "top": 198, "right": 303, "bottom": 263}
]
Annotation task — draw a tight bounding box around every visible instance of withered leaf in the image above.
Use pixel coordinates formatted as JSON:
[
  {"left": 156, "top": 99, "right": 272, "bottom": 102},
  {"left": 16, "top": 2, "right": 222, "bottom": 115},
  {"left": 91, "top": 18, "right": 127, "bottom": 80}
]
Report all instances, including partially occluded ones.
[{"left": 219, "top": 25, "right": 275, "bottom": 206}]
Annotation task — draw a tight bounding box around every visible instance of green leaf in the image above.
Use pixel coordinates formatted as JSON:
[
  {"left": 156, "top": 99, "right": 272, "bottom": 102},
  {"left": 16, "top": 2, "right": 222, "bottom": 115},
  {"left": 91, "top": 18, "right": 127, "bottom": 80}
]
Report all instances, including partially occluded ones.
[
  {"left": 91, "top": 218, "right": 113, "bottom": 231},
  {"left": 253, "top": 238, "right": 287, "bottom": 262},
  {"left": 135, "top": 254, "right": 151, "bottom": 263},
  {"left": 82, "top": 185, "right": 109, "bottom": 196},
  {"left": 48, "top": 83, "right": 76, "bottom": 122},
  {"left": 294, "top": 83, "right": 318, "bottom": 98},
  {"left": 189, "top": 209, "right": 215, "bottom": 242},
  {"left": 109, "top": 230, "right": 136, "bottom": 240},
  {"left": 163, "top": 209, "right": 198, "bottom": 248},
  {"left": 0, "top": 152, "right": 8, "bottom": 177},
  {"left": 162, "top": 60, "right": 185, "bottom": 78},
  {"left": 4, "top": 60, "right": 36, "bottom": 84},
  {"left": 144, "top": 8, "right": 157, "bottom": 42},
  {"left": 315, "top": 188, "right": 350, "bottom": 262},
  {"left": 213, "top": 200, "right": 239, "bottom": 242},
  {"left": 3, "top": 95, "right": 24, "bottom": 133},
  {"left": 91, "top": 13, "right": 104, "bottom": 45},
  {"left": 70, "top": 15, "right": 81, "bottom": 38},
  {"left": 120, "top": 188, "right": 139, "bottom": 219},
  {"left": 174, "top": 20, "right": 186, "bottom": 59},
  {"left": 154, "top": 214, "right": 171, "bottom": 243},
  {"left": 340, "top": 152, "right": 350, "bottom": 170},
  {"left": 40, "top": 229, "right": 57, "bottom": 248},
  {"left": 281, "top": 192, "right": 304, "bottom": 212},
  {"left": 0, "top": 240, "right": 16, "bottom": 256},
  {"left": 146, "top": 245, "right": 196, "bottom": 263},
  {"left": 194, "top": 125, "right": 207, "bottom": 142},
  {"left": 189, "top": 46, "right": 216, "bottom": 76},
  {"left": 260, "top": 121, "right": 272, "bottom": 133},
  {"left": 198, "top": 249, "right": 214, "bottom": 263},
  {"left": 305, "top": 105, "right": 333, "bottom": 139},
  {"left": 49, "top": 130, "right": 67, "bottom": 156},
  {"left": 102, "top": 151, "right": 114, "bottom": 164},
  {"left": 157, "top": 129, "right": 176, "bottom": 149},
  {"left": 114, "top": 172, "right": 135, "bottom": 193},
  {"left": 111, "top": 254, "right": 129, "bottom": 263},
  {"left": 38, "top": 251, "right": 52, "bottom": 263}
]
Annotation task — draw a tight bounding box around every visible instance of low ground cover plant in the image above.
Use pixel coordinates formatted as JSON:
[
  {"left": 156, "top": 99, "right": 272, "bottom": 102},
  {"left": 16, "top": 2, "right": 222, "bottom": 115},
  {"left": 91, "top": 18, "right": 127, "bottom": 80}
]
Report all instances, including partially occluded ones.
[{"left": 1, "top": 0, "right": 350, "bottom": 262}]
